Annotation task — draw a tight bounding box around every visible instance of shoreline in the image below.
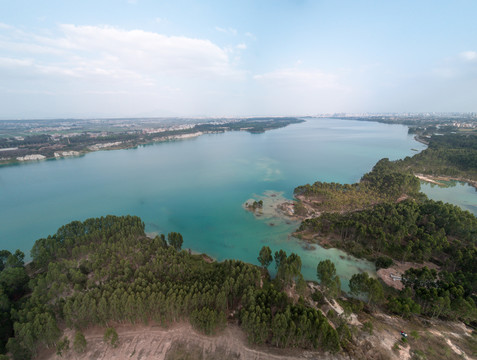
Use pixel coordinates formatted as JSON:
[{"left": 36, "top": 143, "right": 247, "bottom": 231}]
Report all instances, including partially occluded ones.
[
  {"left": 416, "top": 173, "right": 477, "bottom": 190},
  {"left": 413, "top": 134, "right": 429, "bottom": 145},
  {"left": 0, "top": 131, "right": 207, "bottom": 167},
  {"left": 0, "top": 117, "right": 305, "bottom": 168}
]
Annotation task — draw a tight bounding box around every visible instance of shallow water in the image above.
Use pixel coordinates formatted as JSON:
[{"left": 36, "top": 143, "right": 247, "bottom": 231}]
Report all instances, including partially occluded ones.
[
  {"left": 420, "top": 180, "right": 477, "bottom": 215},
  {"left": 0, "top": 118, "right": 430, "bottom": 288}
]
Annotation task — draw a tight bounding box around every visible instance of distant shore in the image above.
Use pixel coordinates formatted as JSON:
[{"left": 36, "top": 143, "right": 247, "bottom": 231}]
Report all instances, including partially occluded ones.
[
  {"left": 0, "top": 131, "right": 207, "bottom": 167},
  {"left": 0, "top": 117, "right": 304, "bottom": 167}
]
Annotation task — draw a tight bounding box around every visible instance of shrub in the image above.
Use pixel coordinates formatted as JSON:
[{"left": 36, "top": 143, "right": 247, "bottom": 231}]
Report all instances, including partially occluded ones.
[
  {"left": 103, "top": 327, "right": 119, "bottom": 348},
  {"left": 73, "top": 331, "right": 87, "bottom": 353}
]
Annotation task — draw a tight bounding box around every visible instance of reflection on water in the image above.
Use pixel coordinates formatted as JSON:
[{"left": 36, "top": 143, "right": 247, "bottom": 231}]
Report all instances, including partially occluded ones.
[{"left": 420, "top": 181, "right": 477, "bottom": 216}]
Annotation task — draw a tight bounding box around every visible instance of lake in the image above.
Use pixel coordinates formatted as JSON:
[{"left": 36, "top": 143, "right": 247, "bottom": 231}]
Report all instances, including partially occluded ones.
[
  {"left": 420, "top": 180, "right": 477, "bottom": 216},
  {"left": 0, "top": 118, "right": 437, "bottom": 287}
]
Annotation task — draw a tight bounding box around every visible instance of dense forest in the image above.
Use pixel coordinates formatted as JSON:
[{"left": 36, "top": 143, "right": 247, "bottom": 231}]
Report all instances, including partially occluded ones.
[
  {"left": 295, "top": 133, "right": 477, "bottom": 324},
  {"left": 298, "top": 199, "right": 477, "bottom": 321},
  {"left": 398, "top": 133, "right": 477, "bottom": 178},
  {"left": 294, "top": 158, "right": 422, "bottom": 212},
  {"left": 0, "top": 215, "right": 340, "bottom": 359}
]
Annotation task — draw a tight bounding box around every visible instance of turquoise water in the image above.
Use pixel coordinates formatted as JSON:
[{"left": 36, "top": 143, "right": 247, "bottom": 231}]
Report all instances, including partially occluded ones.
[
  {"left": 420, "top": 181, "right": 477, "bottom": 216},
  {"left": 0, "top": 118, "right": 428, "bottom": 287}
]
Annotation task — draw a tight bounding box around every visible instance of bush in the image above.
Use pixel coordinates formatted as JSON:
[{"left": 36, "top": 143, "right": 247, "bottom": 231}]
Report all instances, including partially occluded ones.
[
  {"left": 56, "top": 337, "right": 70, "bottom": 356},
  {"left": 73, "top": 331, "right": 87, "bottom": 353},
  {"left": 311, "top": 289, "right": 325, "bottom": 305},
  {"left": 375, "top": 256, "right": 393, "bottom": 270},
  {"left": 103, "top": 327, "right": 119, "bottom": 348},
  {"left": 363, "top": 321, "right": 373, "bottom": 334}
]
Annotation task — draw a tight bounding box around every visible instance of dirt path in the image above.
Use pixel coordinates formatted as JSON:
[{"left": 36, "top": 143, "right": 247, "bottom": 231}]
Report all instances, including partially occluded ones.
[{"left": 38, "top": 323, "right": 345, "bottom": 360}]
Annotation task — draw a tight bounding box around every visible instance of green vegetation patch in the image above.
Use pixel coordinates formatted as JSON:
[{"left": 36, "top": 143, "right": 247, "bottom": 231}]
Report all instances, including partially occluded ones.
[
  {"left": 400, "top": 133, "right": 477, "bottom": 178},
  {"left": 295, "top": 158, "right": 421, "bottom": 212},
  {"left": 0, "top": 215, "right": 340, "bottom": 359}
]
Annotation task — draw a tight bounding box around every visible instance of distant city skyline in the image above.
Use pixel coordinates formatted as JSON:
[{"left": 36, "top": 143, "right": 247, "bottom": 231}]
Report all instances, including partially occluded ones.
[{"left": 1, "top": 0, "right": 476, "bottom": 119}]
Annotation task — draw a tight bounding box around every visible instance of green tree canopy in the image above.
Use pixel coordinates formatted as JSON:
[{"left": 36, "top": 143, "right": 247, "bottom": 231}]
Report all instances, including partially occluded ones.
[
  {"left": 349, "top": 272, "right": 384, "bottom": 305},
  {"left": 258, "top": 246, "right": 273, "bottom": 268},
  {"left": 317, "top": 260, "right": 341, "bottom": 298},
  {"left": 167, "top": 232, "right": 183, "bottom": 251}
]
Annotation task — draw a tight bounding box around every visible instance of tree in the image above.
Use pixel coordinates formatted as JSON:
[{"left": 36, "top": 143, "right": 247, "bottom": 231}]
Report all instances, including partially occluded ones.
[
  {"left": 5, "top": 250, "right": 25, "bottom": 269},
  {"left": 275, "top": 252, "right": 304, "bottom": 289},
  {"left": 316, "top": 260, "right": 341, "bottom": 298},
  {"left": 155, "top": 235, "right": 167, "bottom": 248},
  {"left": 167, "top": 232, "right": 183, "bottom": 251},
  {"left": 271, "top": 313, "right": 288, "bottom": 347},
  {"left": 190, "top": 308, "right": 225, "bottom": 335},
  {"left": 0, "top": 251, "right": 11, "bottom": 271},
  {"left": 6, "top": 337, "right": 31, "bottom": 360},
  {"left": 257, "top": 246, "right": 272, "bottom": 268},
  {"left": 349, "top": 272, "right": 383, "bottom": 305},
  {"left": 0, "top": 267, "right": 29, "bottom": 299},
  {"left": 274, "top": 250, "right": 287, "bottom": 269}
]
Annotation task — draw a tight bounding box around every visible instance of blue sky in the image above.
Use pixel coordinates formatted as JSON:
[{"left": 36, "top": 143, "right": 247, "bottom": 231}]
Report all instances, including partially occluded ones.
[{"left": 1, "top": 0, "right": 476, "bottom": 118}]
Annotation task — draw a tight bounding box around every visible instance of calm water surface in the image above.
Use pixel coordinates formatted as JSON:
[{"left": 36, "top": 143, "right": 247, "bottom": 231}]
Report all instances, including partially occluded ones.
[
  {"left": 420, "top": 181, "right": 477, "bottom": 215},
  {"left": 0, "top": 119, "right": 435, "bottom": 287}
]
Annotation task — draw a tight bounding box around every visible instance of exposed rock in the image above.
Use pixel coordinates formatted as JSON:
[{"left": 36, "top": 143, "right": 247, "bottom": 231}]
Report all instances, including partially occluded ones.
[
  {"left": 54, "top": 151, "right": 81, "bottom": 158},
  {"left": 16, "top": 154, "right": 46, "bottom": 161}
]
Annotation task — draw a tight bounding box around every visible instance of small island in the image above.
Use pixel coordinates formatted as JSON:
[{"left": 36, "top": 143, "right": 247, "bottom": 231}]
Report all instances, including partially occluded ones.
[{"left": 245, "top": 199, "right": 263, "bottom": 211}]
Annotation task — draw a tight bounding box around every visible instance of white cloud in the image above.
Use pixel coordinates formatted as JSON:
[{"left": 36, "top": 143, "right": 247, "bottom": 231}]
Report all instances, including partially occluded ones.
[
  {"left": 0, "top": 23, "right": 249, "bottom": 117},
  {"left": 460, "top": 51, "right": 477, "bottom": 61},
  {"left": 60, "top": 24, "right": 240, "bottom": 77},
  {"left": 236, "top": 43, "right": 247, "bottom": 50},
  {"left": 215, "top": 26, "right": 237, "bottom": 36},
  {"left": 0, "top": 24, "right": 243, "bottom": 82}
]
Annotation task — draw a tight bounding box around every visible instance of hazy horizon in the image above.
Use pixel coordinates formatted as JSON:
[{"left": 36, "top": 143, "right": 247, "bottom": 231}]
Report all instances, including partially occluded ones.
[
  {"left": 1, "top": 112, "right": 477, "bottom": 122},
  {"left": 1, "top": 1, "right": 476, "bottom": 119}
]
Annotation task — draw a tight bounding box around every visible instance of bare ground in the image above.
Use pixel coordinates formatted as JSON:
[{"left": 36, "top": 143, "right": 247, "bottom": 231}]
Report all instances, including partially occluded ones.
[
  {"left": 34, "top": 311, "right": 476, "bottom": 360},
  {"left": 377, "top": 261, "right": 440, "bottom": 290},
  {"left": 37, "top": 323, "right": 345, "bottom": 360}
]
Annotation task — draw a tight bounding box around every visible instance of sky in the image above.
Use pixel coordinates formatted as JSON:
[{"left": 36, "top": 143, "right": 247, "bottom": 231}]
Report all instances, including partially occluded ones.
[{"left": 0, "top": 0, "right": 476, "bottom": 119}]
